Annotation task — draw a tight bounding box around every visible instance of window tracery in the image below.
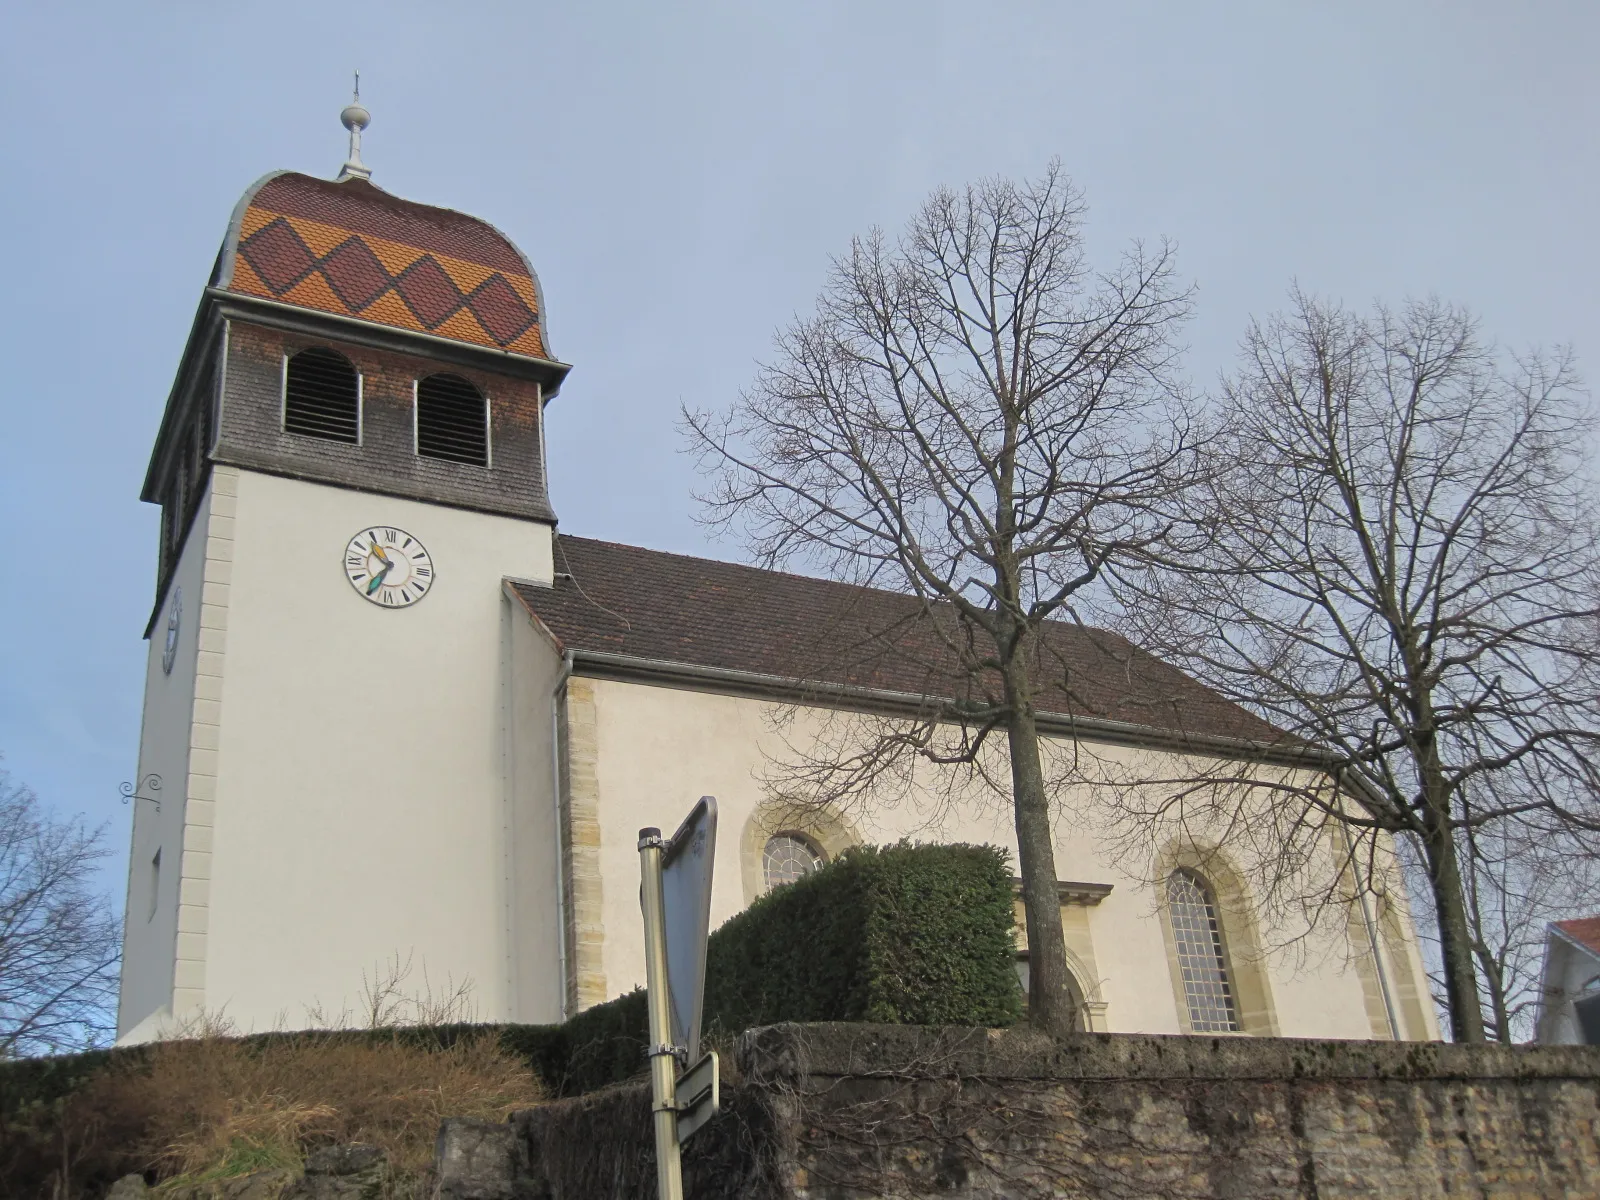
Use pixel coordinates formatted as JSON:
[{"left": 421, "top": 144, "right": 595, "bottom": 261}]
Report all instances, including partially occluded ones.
[
  {"left": 1167, "top": 868, "right": 1240, "bottom": 1033},
  {"left": 762, "top": 832, "right": 824, "bottom": 891}
]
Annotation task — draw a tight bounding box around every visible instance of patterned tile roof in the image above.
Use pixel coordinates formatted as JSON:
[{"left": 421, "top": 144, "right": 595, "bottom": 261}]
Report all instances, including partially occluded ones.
[
  {"left": 1555, "top": 918, "right": 1600, "bottom": 957},
  {"left": 216, "top": 172, "right": 550, "bottom": 359},
  {"left": 511, "top": 536, "right": 1287, "bottom": 746}
]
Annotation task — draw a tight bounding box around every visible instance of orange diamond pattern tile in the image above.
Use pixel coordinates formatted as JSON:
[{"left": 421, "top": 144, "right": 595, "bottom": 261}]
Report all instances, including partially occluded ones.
[{"left": 227, "top": 174, "right": 547, "bottom": 359}]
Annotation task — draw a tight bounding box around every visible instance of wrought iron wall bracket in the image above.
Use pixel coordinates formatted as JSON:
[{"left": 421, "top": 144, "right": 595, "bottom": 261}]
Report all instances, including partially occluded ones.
[{"left": 119, "top": 773, "right": 164, "bottom": 813}]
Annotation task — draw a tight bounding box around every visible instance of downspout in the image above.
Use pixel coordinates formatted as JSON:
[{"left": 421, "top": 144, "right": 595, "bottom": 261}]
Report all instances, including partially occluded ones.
[
  {"left": 551, "top": 649, "right": 575, "bottom": 1020},
  {"left": 1337, "top": 799, "right": 1401, "bottom": 1040}
]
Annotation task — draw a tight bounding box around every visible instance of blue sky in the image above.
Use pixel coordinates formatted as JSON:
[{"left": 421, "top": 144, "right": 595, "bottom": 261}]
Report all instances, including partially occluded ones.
[{"left": 1, "top": 1, "right": 1595, "bottom": 908}]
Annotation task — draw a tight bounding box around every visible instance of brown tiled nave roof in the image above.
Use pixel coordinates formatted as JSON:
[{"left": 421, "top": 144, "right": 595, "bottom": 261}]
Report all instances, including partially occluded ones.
[
  {"left": 217, "top": 172, "right": 549, "bottom": 359},
  {"left": 511, "top": 537, "right": 1285, "bottom": 747}
]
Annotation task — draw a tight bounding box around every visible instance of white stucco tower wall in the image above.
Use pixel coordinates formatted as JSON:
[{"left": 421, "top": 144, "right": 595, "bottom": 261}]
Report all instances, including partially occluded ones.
[
  {"left": 118, "top": 479, "right": 223, "bottom": 1040},
  {"left": 121, "top": 158, "right": 573, "bottom": 1039},
  {"left": 119, "top": 466, "right": 560, "bottom": 1039}
]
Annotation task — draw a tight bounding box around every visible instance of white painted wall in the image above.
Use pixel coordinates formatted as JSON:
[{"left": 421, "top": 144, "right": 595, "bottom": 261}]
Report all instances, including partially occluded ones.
[
  {"left": 189, "top": 468, "right": 553, "bottom": 1032},
  {"left": 117, "top": 490, "right": 213, "bottom": 1037},
  {"left": 579, "top": 676, "right": 1431, "bottom": 1041},
  {"left": 1537, "top": 933, "right": 1600, "bottom": 1044},
  {"left": 504, "top": 589, "right": 566, "bottom": 1023},
  {"left": 122, "top": 467, "right": 1432, "bottom": 1044}
]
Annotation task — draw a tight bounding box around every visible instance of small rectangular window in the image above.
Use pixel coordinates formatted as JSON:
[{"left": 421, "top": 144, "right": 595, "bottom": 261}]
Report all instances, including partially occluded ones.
[
  {"left": 195, "top": 360, "right": 215, "bottom": 465},
  {"left": 160, "top": 499, "right": 178, "bottom": 576},
  {"left": 147, "top": 848, "right": 162, "bottom": 922}
]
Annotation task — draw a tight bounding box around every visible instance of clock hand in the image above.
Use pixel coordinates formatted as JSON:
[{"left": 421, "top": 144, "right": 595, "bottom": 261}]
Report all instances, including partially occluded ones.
[{"left": 364, "top": 540, "right": 395, "bottom": 594}]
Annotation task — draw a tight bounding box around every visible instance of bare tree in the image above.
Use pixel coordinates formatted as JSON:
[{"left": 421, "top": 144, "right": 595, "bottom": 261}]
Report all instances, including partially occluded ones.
[
  {"left": 685, "top": 164, "right": 1195, "bottom": 1033},
  {"left": 0, "top": 763, "right": 122, "bottom": 1056},
  {"left": 1109, "top": 291, "right": 1600, "bottom": 1042},
  {"left": 303, "top": 949, "right": 479, "bottom": 1029},
  {"left": 1405, "top": 812, "right": 1600, "bottom": 1043}
]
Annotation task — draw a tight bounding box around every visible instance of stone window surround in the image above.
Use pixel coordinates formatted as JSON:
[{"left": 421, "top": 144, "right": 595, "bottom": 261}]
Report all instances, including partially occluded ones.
[
  {"left": 738, "top": 798, "right": 860, "bottom": 906},
  {"left": 1154, "top": 841, "right": 1281, "bottom": 1037},
  {"left": 1011, "top": 878, "right": 1113, "bottom": 1032}
]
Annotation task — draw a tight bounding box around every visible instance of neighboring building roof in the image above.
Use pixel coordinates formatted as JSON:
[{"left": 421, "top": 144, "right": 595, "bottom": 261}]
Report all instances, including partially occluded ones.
[
  {"left": 510, "top": 536, "right": 1287, "bottom": 749},
  {"left": 1554, "top": 918, "right": 1600, "bottom": 958},
  {"left": 214, "top": 172, "right": 551, "bottom": 360}
]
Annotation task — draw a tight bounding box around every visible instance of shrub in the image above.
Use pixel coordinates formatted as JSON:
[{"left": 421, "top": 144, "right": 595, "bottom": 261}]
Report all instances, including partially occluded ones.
[
  {"left": 0, "top": 841, "right": 1021, "bottom": 1192},
  {"left": 500, "top": 989, "right": 649, "bottom": 1098},
  {"left": 705, "top": 841, "right": 1022, "bottom": 1030},
  {"left": 527, "top": 841, "right": 1022, "bottom": 1093},
  {"left": 15, "top": 1029, "right": 540, "bottom": 1196}
]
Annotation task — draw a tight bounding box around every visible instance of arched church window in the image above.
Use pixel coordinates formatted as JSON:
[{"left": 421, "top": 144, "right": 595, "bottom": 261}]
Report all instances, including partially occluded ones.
[
  {"left": 1167, "top": 868, "right": 1240, "bottom": 1032},
  {"left": 762, "top": 833, "right": 823, "bottom": 891},
  {"left": 283, "top": 347, "right": 360, "bottom": 443},
  {"left": 416, "top": 373, "right": 489, "bottom": 466}
]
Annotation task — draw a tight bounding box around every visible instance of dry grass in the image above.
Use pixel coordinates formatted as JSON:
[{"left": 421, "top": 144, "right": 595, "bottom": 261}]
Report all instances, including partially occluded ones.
[{"left": 64, "top": 1030, "right": 542, "bottom": 1192}]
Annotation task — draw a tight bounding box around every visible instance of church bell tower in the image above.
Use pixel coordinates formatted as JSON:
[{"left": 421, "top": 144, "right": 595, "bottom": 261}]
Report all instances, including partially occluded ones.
[{"left": 118, "top": 96, "right": 571, "bottom": 1040}]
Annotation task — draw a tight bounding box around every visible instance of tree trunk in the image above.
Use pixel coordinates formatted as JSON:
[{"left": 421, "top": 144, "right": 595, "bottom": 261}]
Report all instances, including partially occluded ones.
[
  {"left": 1420, "top": 806, "right": 1487, "bottom": 1042},
  {"left": 1471, "top": 941, "right": 1514, "bottom": 1044},
  {"left": 1003, "top": 658, "right": 1075, "bottom": 1036},
  {"left": 1485, "top": 965, "right": 1513, "bottom": 1044}
]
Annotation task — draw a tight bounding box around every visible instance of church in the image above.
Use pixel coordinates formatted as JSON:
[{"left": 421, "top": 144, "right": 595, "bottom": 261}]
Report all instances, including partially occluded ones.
[{"left": 117, "top": 102, "right": 1441, "bottom": 1045}]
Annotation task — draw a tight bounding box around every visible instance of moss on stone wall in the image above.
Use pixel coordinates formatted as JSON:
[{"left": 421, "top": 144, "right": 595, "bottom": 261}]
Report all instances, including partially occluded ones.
[{"left": 513, "top": 1023, "right": 1600, "bottom": 1199}]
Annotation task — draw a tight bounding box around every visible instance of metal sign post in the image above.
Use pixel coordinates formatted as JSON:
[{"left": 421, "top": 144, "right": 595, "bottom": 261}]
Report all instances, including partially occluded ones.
[
  {"left": 638, "top": 826, "right": 683, "bottom": 1200},
  {"left": 638, "top": 796, "right": 721, "bottom": 1200}
]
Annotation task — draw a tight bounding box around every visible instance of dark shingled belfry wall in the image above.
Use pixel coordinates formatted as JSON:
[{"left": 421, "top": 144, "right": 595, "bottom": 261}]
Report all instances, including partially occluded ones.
[
  {"left": 501, "top": 1024, "right": 1600, "bottom": 1199},
  {"left": 217, "top": 321, "right": 555, "bottom": 524}
]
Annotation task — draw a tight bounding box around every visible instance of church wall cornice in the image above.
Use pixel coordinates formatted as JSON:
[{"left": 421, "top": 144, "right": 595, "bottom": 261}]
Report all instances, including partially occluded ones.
[{"left": 564, "top": 646, "right": 1347, "bottom": 777}]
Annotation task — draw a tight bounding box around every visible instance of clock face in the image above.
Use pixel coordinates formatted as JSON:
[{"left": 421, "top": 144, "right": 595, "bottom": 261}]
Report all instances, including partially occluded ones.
[
  {"left": 162, "top": 587, "right": 182, "bottom": 675},
  {"left": 344, "top": 527, "right": 434, "bottom": 608}
]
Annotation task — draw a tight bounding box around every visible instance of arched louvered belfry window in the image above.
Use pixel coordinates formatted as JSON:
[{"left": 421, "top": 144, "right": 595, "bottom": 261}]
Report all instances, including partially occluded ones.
[
  {"left": 283, "top": 347, "right": 360, "bottom": 443},
  {"left": 416, "top": 373, "right": 489, "bottom": 466},
  {"left": 1167, "top": 868, "right": 1241, "bottom": 1032}
]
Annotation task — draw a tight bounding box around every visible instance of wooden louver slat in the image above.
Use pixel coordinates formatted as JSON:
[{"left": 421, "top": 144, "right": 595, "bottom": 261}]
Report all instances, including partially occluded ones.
[
  {"left": 417, "top": 373, "right": 488, "bottom": 466},
  {"left": 284, "top": 347, "right": 359, "bottom": 443}
]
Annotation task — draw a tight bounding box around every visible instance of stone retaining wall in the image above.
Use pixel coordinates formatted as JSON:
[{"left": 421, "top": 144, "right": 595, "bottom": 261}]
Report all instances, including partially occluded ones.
[{"left": 496, "top": 1024, "right": 1600, "bottom": 1198}]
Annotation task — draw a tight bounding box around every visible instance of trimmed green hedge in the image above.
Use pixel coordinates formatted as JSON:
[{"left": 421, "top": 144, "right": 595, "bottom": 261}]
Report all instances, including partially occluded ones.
[
  {"left": 705, "top": 841, "right": 1022, "bottom": 1030},
  {"left": 501, "top": 989, "right": 649, "bottom": 1097},
  {"left": 0, "top": 842, "right": 1019, "bottom": 1112},
  {"left": 526, "top": 840, "right": 1021, "bottom": 1093}
]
